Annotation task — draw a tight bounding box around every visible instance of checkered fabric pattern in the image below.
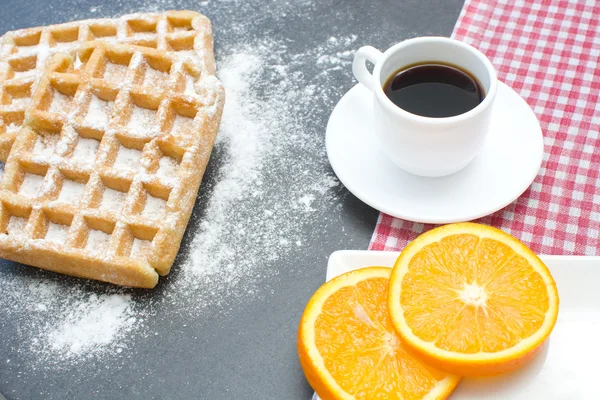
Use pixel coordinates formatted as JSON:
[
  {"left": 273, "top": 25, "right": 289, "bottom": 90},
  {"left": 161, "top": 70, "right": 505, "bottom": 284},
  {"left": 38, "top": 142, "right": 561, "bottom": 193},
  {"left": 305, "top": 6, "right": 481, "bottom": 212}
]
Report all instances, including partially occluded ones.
[{"left": 370, "top": 0, "right": 600, "bottom": 255}]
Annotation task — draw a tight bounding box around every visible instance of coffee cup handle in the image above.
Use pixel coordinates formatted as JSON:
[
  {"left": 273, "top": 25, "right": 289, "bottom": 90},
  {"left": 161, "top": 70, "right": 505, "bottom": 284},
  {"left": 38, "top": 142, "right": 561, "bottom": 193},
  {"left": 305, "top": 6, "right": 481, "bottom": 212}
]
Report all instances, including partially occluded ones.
[{"left": 352, "top": 46, "right": 383, "bottom": 91}]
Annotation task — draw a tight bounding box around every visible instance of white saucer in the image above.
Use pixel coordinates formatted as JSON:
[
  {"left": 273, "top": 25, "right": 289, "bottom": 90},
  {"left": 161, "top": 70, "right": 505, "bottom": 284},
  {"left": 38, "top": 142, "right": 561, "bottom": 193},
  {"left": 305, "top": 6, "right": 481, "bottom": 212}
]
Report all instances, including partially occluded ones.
[{"left": 326, "top": 82, "right": 544, "bottom": 223}]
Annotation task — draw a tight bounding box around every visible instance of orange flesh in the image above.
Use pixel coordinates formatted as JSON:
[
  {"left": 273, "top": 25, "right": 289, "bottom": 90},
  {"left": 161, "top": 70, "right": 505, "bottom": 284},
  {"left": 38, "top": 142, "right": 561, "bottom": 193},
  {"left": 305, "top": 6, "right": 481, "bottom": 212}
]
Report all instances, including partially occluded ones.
[
  {"left": 314, "top": 277, "right": 447, "bottom": 398},
  {"left": 400, "top": 234, "right": 549, "bottom": 354}
]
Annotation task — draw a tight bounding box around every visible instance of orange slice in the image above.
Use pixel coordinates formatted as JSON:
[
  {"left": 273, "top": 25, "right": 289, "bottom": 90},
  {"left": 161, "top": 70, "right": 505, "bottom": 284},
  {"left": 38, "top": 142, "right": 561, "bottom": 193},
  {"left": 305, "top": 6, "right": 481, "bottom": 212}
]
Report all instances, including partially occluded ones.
[
  {"left": 298, "top": 267, "right": 459, "bottom": 400},
  {"left": 388, "top": 223, "right": 559, "bottom": 377}
]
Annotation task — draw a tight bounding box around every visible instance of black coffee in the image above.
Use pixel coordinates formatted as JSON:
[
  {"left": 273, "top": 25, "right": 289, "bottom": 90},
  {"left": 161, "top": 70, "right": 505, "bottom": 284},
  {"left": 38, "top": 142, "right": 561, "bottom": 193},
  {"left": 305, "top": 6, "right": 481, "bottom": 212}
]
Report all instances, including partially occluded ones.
[{"left": 383, "top": 62, "right": 484, "bottom": 118}]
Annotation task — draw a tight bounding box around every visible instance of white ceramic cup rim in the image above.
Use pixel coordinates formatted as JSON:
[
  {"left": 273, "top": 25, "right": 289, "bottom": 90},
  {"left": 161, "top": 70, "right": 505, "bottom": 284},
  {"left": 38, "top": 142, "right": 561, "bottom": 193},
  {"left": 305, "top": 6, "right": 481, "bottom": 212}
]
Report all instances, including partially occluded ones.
[{"left": 373, "top": 36, "right": 498, "bottom": 126}]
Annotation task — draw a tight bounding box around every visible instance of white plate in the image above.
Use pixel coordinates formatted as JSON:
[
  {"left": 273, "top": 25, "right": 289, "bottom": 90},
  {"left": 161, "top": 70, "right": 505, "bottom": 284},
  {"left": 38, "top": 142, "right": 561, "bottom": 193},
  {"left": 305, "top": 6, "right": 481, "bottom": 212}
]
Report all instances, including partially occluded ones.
[
  {"left": 326, "top": 82, "right": 544, "bottom": 223},
  {"left": 321, "top": 250, "right": 600, "bottom": 399}
]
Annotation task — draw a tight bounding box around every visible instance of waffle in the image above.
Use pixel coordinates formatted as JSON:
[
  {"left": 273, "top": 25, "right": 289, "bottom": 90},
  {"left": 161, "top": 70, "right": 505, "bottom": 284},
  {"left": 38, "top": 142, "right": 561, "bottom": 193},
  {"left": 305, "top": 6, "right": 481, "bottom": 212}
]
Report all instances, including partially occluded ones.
[
  {"left": 0, "top": 10, "right": 216, "bottom": 162},
  {"left": 0, "top": 40, "right": 224, "bottom": 288}
]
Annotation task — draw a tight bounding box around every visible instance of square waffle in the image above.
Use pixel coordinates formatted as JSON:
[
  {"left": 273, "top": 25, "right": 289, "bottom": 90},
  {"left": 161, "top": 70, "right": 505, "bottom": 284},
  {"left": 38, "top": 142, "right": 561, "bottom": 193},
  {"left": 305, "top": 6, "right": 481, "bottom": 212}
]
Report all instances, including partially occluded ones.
[
  {"left": 0, "top": 40, "right": 224, "bottom": 288},
  {"left": 0, "top": 10, "right": 216, "bottom": 162}
]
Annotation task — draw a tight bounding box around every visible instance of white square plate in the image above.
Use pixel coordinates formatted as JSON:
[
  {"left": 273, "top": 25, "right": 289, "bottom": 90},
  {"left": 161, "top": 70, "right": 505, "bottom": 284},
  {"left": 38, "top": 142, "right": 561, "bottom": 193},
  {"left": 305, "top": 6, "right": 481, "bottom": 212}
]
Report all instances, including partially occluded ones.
[{"left": 323, "top": 250, "right": 600, "bottom": 399}]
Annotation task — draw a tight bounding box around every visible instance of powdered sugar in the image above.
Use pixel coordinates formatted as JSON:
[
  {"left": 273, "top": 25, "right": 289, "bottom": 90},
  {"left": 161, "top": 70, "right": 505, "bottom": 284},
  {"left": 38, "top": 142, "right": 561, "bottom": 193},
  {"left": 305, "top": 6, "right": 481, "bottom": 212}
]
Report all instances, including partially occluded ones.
[
  {"left": 12, "top": 69, "right": 35, "bottom": 79},
  {"left": 5, "top": 122, "right": 21, "bottom": 133},
  {"left": 73, "top": 55, "right": 83, "bottom": 70},
  {"left": 100, "top": 187, "right": 127, "bottom": 210},
  {"left": 19, "top": 173, "right": 45, "bottom": 198},
  {"left": 142, "top": 194, "right": 167, "bottom": 218},
  {"left": 170, "top": 114, "right": 194, "bottom": 138},
  {"left": 9, "top": 96, "right": 30, "bottom": 109},
  {"left": 298, "top": 194, "right": 316, "bottom": 212},
  {"left": 184, "top": 74, "right": 197, "bottom": 95},
  {"left": 142, "top": 64, "right": 170, "bottom": 88},
  {"left": 6, "top": 215, "right": 27, "bottom": 235},
  {"left": 84, "top": 95, "right": 113, "bottom": 127},
  {"left": 49, "top": 89, "right": 72, "bottom": 113},
  {"left": 57, "top": 179, "right": 86, "bottom": 204},
  {"left": 127, "top": 105, "right": 157, "bottom": 136},
  {"left": 71, "top": 137, "right": 100, "bottom": 164},
  {"left": 104, "top": 62, "right": 128, "bottom": 81},
  {"left": 86, "top": 229, "right": 111, "bottom": 253},
  {"left": 131, "top": 237, "right": 151, "bottom": 258},
  {"left": 16, "top": 44, "right": 41, "bottom": 57},
  {"left": 53, "top": 41, "right": 74, "bottom": 52},
  {"left": 48, "top": 294, "right": 134, "bottom": 355},
  {"left": 173, "top": 49, "right": 195, "bottom": 59},
  {"left": 157, "top": 155, "right": 178, "bottom": 178},
  {"left": 14, "top": 280, "right": 142, "bottom": 363},
  {"left": 45, "top": 222, "right": 69, "bottom": 243},
  {"left": 114, "top": 145, "right": 142, "bottom": 171},
  {"left": 184, "top": 40, "right": 345, "bottom": 293},
  {"left": 33, "top": 133, "right": 59, "bottom": 160}
]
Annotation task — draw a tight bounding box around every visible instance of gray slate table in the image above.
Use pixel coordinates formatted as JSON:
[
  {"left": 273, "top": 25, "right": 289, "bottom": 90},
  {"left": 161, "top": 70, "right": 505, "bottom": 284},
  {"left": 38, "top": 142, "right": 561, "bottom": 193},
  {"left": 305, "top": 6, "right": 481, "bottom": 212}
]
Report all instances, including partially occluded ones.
[{"left": 0, "top": 0, "right": 464, "bottom": 398}]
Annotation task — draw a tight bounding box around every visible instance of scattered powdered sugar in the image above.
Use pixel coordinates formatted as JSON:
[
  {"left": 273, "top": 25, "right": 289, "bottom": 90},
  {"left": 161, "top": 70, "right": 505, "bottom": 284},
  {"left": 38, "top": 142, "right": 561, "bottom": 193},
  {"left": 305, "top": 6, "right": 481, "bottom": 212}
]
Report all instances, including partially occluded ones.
[
  {"left": 170, "top": 114, "right": 194, "bottom": 138},
  {"left": 104, "top": 62, "right": 128, "bottom": 81},
  {"left": 142, "top": 194, "right": 167, "bottom": 218},
  {"left": 53, "top": 41, "right": 73, "bottom": 52},
  {"left": 100, "top": 187, "right": 128, "bottom": 210},
  {"left": 114, "top": 146, "right": 142, "bottom": 171},
  {"left": 6, "top": 215, "right": 27, "bottom": 235},
  {"left": 12, "top": 69, "right": 35, "bottom": 79},
  {"left": 157, "top": 155, "right": 178, "bottom": 178},
  {"left": 5, "top": 122, "right": 21, "bottom": 133},
  {"left": 127, "top": 105, "right": 157, "bottom": 135},
  {"left": 317, "top": 36, "right": 358, "bottom": 67},
  {"left": 14, "top": 279, "right": 142, "bottom": 363},
  {"left": 142, "top": 64, "right": 169, "bottom": 88},
  {"left": 33, "top": 133, "right": 59, "bottom": 160},
  {"left": 85, "top": 96, "right": 113, "bottom": 127},
  {"left": 298, "top": 194, "right": 316, "bottom": 212},
  {"left": 86, "top": 229, "right": 111, "bottom": 253},
  {"left": 47, "top": 294, "right": 134, "bottom": 355},
  {"left": 45, "top": 222, "right": 69, "bottom": 243},
  {"left": 181, "top": 38, "right": 346, "bottom": 301},
  {"left": 58, "top": 180, "right": 86, "bottom": 204},
  {"left": 184, "top": 74, "right": 197, "bottom": 95},
  {"left": 1, "top": 26, "right": 354, "bottom": 372},
  {"left": 73, "top": 55, "right": 83, "bottom": 70},
  {"left": 19, "top": 173, "right": 45, "bottom": 198},
  {"left": 173, "top": 49, "right": 195, "bottom": 59},
  {"left": 71, "top": 137, "right": 100, "bottom": 164},
  {"left": 9, "top": 96, "right": 30, "bottom": 109},
  {"left": 49, "top": 90, "right": 72, "bottom": 113},
  {"left": 131, "top": 237, "right": 151, "bottom": 258},
  {"left": 16, "top": 44, "right": 40, "bottom": 57},
  {"left": 130, "top": 30, "right": 155, "bottom": 39}
]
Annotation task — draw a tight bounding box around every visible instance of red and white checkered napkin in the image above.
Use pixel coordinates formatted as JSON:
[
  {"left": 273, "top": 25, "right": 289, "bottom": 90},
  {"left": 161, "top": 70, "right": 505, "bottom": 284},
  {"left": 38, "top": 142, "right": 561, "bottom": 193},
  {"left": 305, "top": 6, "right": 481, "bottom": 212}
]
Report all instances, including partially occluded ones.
[{"left": 370, "top": 0, "right": 600, "bottom": 255}]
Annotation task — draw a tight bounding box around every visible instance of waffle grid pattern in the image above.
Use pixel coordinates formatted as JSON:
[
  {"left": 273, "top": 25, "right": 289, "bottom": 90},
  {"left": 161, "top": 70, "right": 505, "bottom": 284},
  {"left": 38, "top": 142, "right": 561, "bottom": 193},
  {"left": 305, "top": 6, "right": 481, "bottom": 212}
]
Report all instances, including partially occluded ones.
[
  {"left": 0, "top": 10, "right": 215, "bottom": 161},
  {"left": 0, "top": 40, "right": 224, "bottom": 288}
]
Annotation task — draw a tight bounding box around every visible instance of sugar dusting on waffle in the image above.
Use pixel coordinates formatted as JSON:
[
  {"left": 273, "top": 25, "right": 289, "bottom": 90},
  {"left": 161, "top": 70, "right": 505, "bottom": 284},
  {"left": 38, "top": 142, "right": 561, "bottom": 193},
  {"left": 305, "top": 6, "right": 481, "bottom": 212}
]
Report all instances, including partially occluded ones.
[
  {"left": 0, "top": 10, "right": 217, "bottom": 165},
  {"left": 85, "top": 95, "right": 113, "bottom": 127},
  {"left": 0, "top": 34, "right": 224, "bottom": 286}
]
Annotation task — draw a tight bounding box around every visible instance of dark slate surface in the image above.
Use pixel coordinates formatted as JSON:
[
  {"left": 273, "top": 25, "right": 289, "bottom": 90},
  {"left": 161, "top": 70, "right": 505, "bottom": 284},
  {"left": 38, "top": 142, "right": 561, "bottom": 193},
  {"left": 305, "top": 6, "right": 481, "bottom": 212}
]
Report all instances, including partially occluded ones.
[{"left": 0, "top": 0, "right": 464, "bottom": 398}]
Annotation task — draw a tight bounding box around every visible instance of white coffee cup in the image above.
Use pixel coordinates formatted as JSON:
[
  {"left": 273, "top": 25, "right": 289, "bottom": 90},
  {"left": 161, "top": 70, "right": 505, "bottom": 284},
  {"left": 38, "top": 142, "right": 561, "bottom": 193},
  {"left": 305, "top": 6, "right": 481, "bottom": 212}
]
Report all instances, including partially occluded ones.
[{"left": 352, "top": 37, "right": 498, "bottom": 177}]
